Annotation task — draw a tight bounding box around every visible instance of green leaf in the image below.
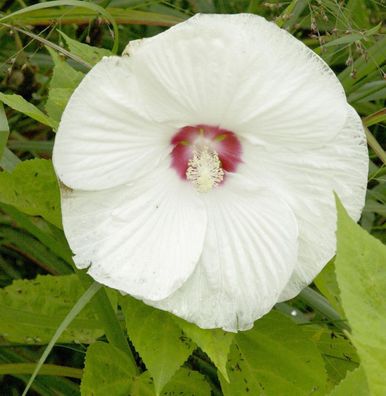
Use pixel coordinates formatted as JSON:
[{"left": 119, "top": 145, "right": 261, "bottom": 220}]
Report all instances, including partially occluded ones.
[
  {"left": 314, "top": 260, "right": 345, "bottom": 316},
  {"left": 322, "top": 23, "right": 381, "bottom": 49},
  {"left": 120, "top": 297, "right": 195, "bottom": 395},
  {"left": 219, "top": 311, "right": 327, "bottom": 395},
  {"left": 304, "top": 326, "right": 359, "bottom": 388},
  {"left": 131, "top": 368, "right": 211, "bottom": 396},
  {"left": 81, "top": 342, "right": 135, "bottom": 396},
  {"left": 0, "top": 159, "right": 61, "bottom": 228},
  {"left": 322, "top": 33, "right": 363, "bottom": 48},
  {"left": 0, "top": 147, "right": 21, "bottom": 172},
  {"left": 173, "top": 317, "right": 234, "bottom": 381},
  {"left": 60, "top": 31, "right": 112, "bottom": 66},
  {"left": 0, "top": 274, "right": 107, "bottom": 344},
  {"left": 0, "top": 93, "right": 58, "bottom": 130},
  {"left": 329, "top": 367, "right": 369, "bottom": 396},
  {"left": 335, "top": 197, "right": 386, "bottom": 396},
  {"left": 0, "top": 102, "right": 9, "bottom": 159},
  {"left": 45, "top": 47, "right": 84, "bottom": 122}
]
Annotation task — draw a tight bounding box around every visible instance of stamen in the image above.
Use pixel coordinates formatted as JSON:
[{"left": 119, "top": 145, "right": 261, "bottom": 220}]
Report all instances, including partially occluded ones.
[{"left": 186, "top": 146, "right": 224, "bottom": 193}]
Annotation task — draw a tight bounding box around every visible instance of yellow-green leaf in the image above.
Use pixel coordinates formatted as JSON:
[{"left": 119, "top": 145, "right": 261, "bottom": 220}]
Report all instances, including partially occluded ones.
[
  {"left": 335, "top": 197, "right": 386, "bottom": 396},
  {"left": 220, "top": 311, "right": 327, "bottom": 395},
  {"left": 81, "top": 342, "right": 135, "bottom": 396},
  {"left": 120, "top": 297, "right": 194, "bottom": 395},
  {"left": 0, "top": 93, "right": 58, "bottom": 130},
  {"left": 0, "top": 159, "right": 61, "bottom": 228}
]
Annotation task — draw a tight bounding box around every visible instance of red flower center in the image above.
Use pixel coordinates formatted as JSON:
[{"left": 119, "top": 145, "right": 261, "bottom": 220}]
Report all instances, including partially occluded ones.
[{"left": 170, "top": 125, "right": 242, "bottom": 191}]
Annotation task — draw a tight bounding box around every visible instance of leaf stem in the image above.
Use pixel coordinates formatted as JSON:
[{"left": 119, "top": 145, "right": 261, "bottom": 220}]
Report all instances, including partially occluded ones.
[{"left": 299, "top": 287, "right": 349, "bottom": 331}]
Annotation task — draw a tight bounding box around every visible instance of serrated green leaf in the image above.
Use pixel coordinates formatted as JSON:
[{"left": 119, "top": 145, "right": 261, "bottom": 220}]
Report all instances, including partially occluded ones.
[
  {"left": 335, "top": 197, "right": 386, "bottom": 396},
  {"left": 45, "top": 47, "right": 84, "bottom": 122},
  {"left": 173, "top": 317, "right": 234, "bottom": 381},
  {"left": 59, "top": 31, "right": 112, "bottom": 66},
  {"left": 0, "top": 159, "right": 61, "bottom": 228},
  {"left": 0, "top": 93, "right": 58, "bottom": 130},
  {"left": 329, "top": 367, "right": 369, "bottom": 396},
  {"left": 120, "top": 296, "right": 194, "bottom": 395},
  {"left": 219, "top": 311, "right": 327, "bottom": 396},
  {"left": 81, "top": 342, "right": 135, "bottom": 396},
  {"left": 131, "top": 368, "right": 211, "bottom": 396},
  {"left": 0, "top": 274, "right": 107, "bottom": 344},
  {"left": 304, "top": 325, "right": 359, "bottom": 388}
]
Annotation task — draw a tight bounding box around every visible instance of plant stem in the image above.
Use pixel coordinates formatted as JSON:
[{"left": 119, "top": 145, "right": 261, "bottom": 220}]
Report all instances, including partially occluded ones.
[{"left": 299, "top": 287, "right": 349, "bottom": 331}]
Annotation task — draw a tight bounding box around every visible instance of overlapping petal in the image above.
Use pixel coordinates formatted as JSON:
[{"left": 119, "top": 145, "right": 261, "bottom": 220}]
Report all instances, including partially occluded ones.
[
  {"left": 127, "top": 13, "right": 347, "bottom": 148},
  {"left": 239, "top": 105, "right": 368, "bottom": 300},
  {"left": 60, "top": 165, "right": 207, "bottom": 301},
  {"left": 53, "top": 56, "right": 171, "bottom": 191},
  {"left": 147, "top": 180, "right": 298, "bottom": 331}
]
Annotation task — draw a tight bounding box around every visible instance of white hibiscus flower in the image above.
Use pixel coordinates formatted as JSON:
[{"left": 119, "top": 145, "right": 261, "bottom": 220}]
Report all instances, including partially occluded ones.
[{"left": 53, "top": 13, "right": 368, "bottom": 332}]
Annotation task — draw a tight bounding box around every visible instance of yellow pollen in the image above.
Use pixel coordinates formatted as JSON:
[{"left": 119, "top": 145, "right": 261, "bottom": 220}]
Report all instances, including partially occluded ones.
[{"left": 186, "top": 146, "right": 224, "bottom": 193}]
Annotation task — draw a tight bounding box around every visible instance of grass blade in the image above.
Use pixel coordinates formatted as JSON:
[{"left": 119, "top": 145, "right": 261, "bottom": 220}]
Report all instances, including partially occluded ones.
[
  {"left": 21, "top": 281, "right": 102, "bottom": 396},
  {"left": 365, "top": 126, "right": 386, "bottom": 166}
]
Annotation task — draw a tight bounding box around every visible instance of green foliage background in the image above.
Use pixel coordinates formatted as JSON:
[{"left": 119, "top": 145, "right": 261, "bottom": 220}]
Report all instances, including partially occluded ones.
[{"left": 0, "top": 0, "right": 385, "bottom": 395}]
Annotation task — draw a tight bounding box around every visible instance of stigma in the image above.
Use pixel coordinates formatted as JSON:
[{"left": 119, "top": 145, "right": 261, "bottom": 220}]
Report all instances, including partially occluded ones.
[{"left": 186, "top": 146, "right": 224, "bottom": 193}]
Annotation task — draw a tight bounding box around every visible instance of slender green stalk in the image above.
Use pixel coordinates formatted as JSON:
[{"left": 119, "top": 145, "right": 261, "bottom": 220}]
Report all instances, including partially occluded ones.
[
  {"left": 299, "top": 287, "right": 349, "bottom": 331},
  {"left": 21, "top": 282, "right": 102, "bottom": 396}
]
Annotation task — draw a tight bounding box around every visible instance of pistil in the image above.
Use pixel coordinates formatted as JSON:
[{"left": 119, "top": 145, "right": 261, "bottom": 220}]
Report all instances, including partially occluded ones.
[{"left": 186, "top": 146, "right": 224, "bottom": 193}]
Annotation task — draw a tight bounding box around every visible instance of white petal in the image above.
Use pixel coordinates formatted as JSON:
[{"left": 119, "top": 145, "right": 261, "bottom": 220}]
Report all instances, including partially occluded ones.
[
  {"left": 146, "top": 182, "right": 298, "bottom": 332},
  {"left": 53, "top": 56, "right": 171, "bottom": 191},
  {"left": 60, "top": 165, "right": 207, "bottom": 300},
  {"left": 128, "top": 14, "right": 347, "bottom": 147},
  {"left": 239, "top": 105, "right": 368, "bottom": 301}
]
